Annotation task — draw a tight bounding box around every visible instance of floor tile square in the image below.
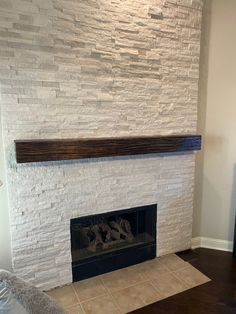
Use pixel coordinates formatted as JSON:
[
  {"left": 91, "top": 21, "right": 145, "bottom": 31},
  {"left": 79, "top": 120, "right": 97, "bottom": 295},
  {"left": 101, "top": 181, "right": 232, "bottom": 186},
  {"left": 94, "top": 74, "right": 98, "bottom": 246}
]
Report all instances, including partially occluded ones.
[
  {"left": 81, "top": 294, "right": 119, "bottom": 314},
  {"left": 151, "top": 272, "right": 189, "bottom": 298},
  {"left": 47, "top": 284, "right": 78, "bottom": 308},
  {"left": 73, "top": 276, "right": 107, "bottom": 302},
  {"left": 174, "top": 264, "right": 211, "bottom": 288},
  {"left": 132, "top": 258, "right": 169, "bottom": 280},
  {"left": 113, "top": 281, "right": 163, "bottom": 313},
  {"left": 112, "top": 284, "right": 145, "bottom": 313},
  {"left": 66, "top": 303, "right": 84, "bottom": 314},
  {"left": 101, "top": 266, "right": 143, "bottom": 292},
  {"left": 159, "top": 254, "right": 189, "bottom": 272}
]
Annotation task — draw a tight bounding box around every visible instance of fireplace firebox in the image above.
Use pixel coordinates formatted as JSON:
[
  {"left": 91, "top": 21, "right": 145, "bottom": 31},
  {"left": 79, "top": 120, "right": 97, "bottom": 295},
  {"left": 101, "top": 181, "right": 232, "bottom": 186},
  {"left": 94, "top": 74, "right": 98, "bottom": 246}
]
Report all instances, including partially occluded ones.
[{"left": 70, "top": 204, "right": 157, "bottom": 282}]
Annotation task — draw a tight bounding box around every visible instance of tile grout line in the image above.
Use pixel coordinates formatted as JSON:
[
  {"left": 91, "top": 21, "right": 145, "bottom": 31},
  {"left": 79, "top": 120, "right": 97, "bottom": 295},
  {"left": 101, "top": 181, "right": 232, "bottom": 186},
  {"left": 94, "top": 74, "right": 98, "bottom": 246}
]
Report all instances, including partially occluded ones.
[
  {"left": 149, "top": 280, "right": 164, "bottom": 296},
  {"left": 171, "top": 265, "right": 211, "bottom": 289},
  {"left": 100, "top": 273, "right": 152, "bottom": 293},
  {"left": 71, "top": 283, "right": 87, "bottom": 314},
  {"left": 79, "top": 292, "right": 108, "bottom": 304},
  {"left": 172, "top": 276, "right": 193, "bottom": 291},
  {"left": 100, "top": 276, "right": 123, "bottom": 314},
  {"left": 134, "top": 281, "right": 161, "bottom": 309}
]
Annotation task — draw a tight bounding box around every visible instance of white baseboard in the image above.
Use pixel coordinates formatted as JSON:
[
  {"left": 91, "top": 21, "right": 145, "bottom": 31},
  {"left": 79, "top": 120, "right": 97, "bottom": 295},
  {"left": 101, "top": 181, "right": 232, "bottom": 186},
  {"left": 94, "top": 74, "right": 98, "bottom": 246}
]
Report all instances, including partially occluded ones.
[{"left": 191, "top": 236, "right": 233, "bottom": 252}]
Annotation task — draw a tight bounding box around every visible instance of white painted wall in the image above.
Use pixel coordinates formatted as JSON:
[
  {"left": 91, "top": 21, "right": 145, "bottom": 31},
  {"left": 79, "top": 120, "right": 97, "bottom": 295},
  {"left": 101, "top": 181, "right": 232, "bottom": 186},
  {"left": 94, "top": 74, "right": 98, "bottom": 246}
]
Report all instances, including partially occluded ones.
[
  {"left": 0, "top": 110, "right": 12, "bottom": 271},
  {"left": 194, "top": 0, "right": 236, "bottom": 244}
]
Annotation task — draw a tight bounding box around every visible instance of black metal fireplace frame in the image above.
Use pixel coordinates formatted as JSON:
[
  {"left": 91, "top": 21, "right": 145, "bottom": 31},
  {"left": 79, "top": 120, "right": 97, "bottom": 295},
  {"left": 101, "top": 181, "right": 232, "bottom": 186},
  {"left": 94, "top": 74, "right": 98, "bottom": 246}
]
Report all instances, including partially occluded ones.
[{"left": 70, "top": 204, "right": 157, "bottom": 282}]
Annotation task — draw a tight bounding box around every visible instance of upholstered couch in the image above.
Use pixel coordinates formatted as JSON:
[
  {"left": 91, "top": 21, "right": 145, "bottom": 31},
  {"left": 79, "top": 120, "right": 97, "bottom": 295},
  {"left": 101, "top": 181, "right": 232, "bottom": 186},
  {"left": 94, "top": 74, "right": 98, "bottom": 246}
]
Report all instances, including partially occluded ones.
[{"left": 0, "top": 270, "right": 65, "bottom": 314}]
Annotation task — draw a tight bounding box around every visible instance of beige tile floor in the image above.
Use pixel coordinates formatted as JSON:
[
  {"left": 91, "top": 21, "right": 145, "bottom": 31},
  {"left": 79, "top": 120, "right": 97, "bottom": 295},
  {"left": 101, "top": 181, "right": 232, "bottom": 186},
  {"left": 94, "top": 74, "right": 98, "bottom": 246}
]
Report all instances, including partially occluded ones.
[{"left": 47, "top": 254, "right": 210, "bottom": 314}]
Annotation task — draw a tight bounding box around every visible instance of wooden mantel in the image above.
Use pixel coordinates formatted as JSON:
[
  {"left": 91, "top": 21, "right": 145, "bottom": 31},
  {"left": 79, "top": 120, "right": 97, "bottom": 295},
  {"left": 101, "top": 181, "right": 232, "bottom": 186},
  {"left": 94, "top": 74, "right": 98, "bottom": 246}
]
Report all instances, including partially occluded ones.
[{"left": 15, "top": 135, "right": 201, "bottom": 163}]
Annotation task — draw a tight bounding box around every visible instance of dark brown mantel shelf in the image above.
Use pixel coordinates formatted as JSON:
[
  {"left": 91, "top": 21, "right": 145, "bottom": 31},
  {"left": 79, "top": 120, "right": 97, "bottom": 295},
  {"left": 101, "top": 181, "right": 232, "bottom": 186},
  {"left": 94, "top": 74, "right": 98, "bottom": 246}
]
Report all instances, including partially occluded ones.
[{"left": 15, "top": 135, "right": 201, "bottom": 164}]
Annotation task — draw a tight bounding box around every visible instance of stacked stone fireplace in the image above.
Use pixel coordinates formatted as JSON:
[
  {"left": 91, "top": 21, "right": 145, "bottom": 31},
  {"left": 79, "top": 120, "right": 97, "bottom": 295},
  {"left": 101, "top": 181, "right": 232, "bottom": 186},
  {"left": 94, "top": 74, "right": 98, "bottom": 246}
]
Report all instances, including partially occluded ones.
[{"left": 0, "top": 0, "right": 203, "bottom": 290}]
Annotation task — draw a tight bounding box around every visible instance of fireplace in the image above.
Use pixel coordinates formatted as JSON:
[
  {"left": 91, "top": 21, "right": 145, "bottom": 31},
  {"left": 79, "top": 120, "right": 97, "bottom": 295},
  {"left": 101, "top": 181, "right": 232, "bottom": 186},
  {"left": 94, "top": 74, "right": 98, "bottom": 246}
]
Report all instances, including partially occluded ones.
[{"left": 70, "top": 204, "right": 157, "bottom": 281}]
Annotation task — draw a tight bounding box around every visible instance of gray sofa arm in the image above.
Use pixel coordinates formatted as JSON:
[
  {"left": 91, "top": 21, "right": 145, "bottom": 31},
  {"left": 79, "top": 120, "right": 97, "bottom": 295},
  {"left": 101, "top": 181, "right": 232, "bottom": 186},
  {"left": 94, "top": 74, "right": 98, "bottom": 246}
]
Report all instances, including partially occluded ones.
[{"left": 0, "top": 270, "right": 66, "bottom": 314}]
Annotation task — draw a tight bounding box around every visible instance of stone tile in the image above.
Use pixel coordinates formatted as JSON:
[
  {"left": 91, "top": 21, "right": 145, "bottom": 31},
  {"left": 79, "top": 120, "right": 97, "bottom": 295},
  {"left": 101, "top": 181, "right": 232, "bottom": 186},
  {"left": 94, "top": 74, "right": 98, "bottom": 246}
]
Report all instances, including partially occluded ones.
[
  {"left": 174, "top": 265, "right": 210, "bottom": 288},
  {"left": 81, "top": 294, "right": 119, "bottom": 314},
  {"left": 137, "top": 282, "right": 163, "bottom": 305},
  {"left": 112, "top": 285, "right": 145, "bottom": 313},
  {"left": 112, "top": 282, "right": 161, "bottom": 313},
  {"left": 66, "top": 303, "right": 84, "bottom": 314},
  {"left": 73, "top": 276, "right": 107, "bottom": 302},
  {"left": 101, "top": 266, "right": 143, "bottom": 292},
  {"left": 47, "top": 284, "right": 78, "bottom": 308},
  {"left": 13, "top": 23, "right": 40, "bottom": 33},
  {"left": 159, "top": 254, "right": 189, "bottom": 272},
  {"left": 132, "top": 258, "right": 169, "bottom": 280},
  {"left": 151, "top": 272, "right": 189, "bottom": 299}
]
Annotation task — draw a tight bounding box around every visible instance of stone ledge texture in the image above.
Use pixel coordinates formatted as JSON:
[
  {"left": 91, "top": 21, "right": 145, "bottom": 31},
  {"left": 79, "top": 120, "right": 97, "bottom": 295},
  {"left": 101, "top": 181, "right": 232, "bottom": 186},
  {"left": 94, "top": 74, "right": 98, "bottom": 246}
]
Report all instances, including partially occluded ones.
[{"left": 0, "top": 0, "right": 203, "bottom": 289}]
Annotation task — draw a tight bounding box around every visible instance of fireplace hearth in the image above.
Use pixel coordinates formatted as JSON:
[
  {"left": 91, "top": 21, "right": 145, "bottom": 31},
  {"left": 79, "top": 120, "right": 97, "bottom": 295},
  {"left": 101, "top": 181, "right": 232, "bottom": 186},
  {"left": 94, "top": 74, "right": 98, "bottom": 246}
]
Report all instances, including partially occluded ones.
[{"left": 70, "top": 204, "right": 157, "bottom": 282}]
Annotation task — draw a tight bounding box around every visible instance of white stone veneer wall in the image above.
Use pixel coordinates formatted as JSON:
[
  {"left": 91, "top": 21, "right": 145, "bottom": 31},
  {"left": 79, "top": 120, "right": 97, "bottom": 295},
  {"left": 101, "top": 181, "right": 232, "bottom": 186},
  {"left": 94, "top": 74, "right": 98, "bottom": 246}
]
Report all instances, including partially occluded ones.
[{"left": 0, "top": 0, "right": 203, "bottom": 289}]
